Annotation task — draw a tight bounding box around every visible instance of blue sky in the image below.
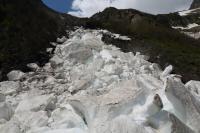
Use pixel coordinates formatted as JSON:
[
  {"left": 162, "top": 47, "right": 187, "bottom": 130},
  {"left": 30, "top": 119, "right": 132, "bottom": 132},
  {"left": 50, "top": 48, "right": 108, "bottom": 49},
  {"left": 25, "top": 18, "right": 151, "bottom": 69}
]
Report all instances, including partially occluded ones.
[
  {"left": 42, "top": 0, "right": 192, "bottom": 17},
  {"left": 42, "top": 0, "right": 73, "bottom": 13}
]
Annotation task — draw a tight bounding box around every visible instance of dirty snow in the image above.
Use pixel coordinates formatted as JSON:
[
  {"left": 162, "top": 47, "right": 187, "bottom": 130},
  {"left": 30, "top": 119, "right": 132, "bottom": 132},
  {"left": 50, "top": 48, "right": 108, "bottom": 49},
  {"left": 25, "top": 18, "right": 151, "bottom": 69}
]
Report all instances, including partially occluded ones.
[
  {"left": 179, "top": 8, "right": 200, "bottom": 16},
  {"left": 0, "top": 28, "right": 200, "bottom": 133},
  {"left": 172, "top": 23, "right": 199, "bottom": 30}
]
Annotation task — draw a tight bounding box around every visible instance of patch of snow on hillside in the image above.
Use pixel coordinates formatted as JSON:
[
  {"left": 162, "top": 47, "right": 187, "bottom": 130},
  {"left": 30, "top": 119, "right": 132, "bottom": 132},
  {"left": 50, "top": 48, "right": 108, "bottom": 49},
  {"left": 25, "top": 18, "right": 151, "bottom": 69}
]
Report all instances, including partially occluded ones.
[
  {"left": 179, "top": 8, "right": 200, "bottom": 16},
  {"left": 100, "top": 30, "right": 131, "bottom": 41},
  {"left": 172, "top": 23, "right": 199, "bottom": 30},
  {"left": 179, "top": 9, "right": 193, "bottom": 16}
]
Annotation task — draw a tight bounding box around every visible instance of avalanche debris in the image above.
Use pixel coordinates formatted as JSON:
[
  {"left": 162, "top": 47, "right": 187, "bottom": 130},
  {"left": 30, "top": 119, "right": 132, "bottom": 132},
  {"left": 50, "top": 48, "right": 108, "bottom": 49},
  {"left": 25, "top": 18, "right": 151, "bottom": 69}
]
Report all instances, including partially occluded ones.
[{"left": 0, "top": 28, "right": 199, "bottom": 133}]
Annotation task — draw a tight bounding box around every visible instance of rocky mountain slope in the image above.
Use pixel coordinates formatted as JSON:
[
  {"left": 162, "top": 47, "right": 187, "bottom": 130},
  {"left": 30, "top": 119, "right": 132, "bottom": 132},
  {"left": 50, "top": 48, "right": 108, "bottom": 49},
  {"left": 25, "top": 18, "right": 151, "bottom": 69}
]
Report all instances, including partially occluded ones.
[
  {"left": 190, "top": 0, "right": 200, "bottom": 9},
  {"left": 176, "top": 8, "right": 200, "bottom": 39},
  {"left": 0, "top": 28, "right": 200, "bottom": 133},
  {"left": 87, "top": 7, "right": 200, "bottom": 82},
  {"left": 170, "top": 0, "right": 200, "bottom": 40},
  {"left": 0, "top": 0, "right": 85, "bottom": 80}
]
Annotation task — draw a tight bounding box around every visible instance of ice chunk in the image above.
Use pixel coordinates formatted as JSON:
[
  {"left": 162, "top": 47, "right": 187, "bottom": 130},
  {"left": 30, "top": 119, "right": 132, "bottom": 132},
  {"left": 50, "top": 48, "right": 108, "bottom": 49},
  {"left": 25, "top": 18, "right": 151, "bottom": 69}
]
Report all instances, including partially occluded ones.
[
  {"left": 103, "top": 64, "right": 122, "bottom": 75},
  {"left": 46, "top": 48, "right": 53, "bottom": 53},
  {"left": 56, "top": 36, "right": 67, "bottom": 43},
  {"left": 0, "top": 93, "right": 6, "bottom": 102},
  {"left": 165, "top": 77, "right": 200, "bottom": 132},
  {"left": 161, "top": 65, "right": 173, "bottom": 78},
  {"left": 0, "top": 81, "right": 21, "bottom": 95},
  {"left": 0, "top": 118, "right": 21, "bottom": 133},
  {"left": 185, "top": 80, "right": 200, "bottom": 97},
  {"left": 50, "top": 55, "right": 63, "bottom": 68},
  {"left": 169, "top": 113, "right": 195, "bottom": 133},
  {"left": 27, "top": 63, "right": 40, "bottom": 71},
  {"left": 68, "top": 79, "right": 91, "bottom": 94},
  {"left": 15, "top": 95, "right": 57, "bottom": 113},
  {"left": 50, "top": 104, "right": 87, "bottom": 129},
  {"left": 14, "top": 111, "right": 49, "bottom": 130},
  {"left": 7, "top": 70, "right": 25, "bottom": 81},
  {"left": 105, "top": 115, "right": 149, "bottom": 133},
  {"left": 0, "top": 102, "right": 14, "bottom": 121},
  {"left": 68, "top": 48, "right": 92, "bottom": 63},
  {"left": 100, "top": 49, "right": 113, "bottom": 62}
]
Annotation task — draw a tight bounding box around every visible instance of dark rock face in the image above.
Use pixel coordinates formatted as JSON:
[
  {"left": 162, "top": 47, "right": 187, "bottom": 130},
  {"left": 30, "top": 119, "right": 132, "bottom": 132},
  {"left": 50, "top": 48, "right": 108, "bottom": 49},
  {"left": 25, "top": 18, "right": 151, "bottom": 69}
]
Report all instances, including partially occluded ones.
[
  {"left": 0, "top": 0, "right": 85, "bottom": 80},
  {"left": 190, "top": 0, "right": 200, "bottom": 9}
]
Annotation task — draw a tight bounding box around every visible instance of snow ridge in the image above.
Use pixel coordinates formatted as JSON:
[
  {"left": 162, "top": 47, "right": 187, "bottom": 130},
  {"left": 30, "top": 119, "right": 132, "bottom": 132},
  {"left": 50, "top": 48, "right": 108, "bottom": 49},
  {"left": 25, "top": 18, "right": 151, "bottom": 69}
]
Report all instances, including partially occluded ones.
[{"left": 0, "top": 28, "right": 200, "bottom": 133}]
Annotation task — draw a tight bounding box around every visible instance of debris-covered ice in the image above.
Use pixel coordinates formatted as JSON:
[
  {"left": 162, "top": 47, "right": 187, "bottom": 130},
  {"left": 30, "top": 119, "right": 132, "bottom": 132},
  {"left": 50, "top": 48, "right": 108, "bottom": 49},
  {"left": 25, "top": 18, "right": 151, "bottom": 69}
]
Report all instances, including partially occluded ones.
[{"left": 0, "top": 28, "right": 199, "bottom": 133}]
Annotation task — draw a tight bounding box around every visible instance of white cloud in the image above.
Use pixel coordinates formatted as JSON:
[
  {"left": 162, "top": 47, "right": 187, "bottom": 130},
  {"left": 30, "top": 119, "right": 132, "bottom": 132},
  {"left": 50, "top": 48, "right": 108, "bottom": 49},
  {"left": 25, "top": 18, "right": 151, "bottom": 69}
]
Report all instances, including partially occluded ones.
[{"left": 68, "top": 0, "right": 193, "bottom": 17}]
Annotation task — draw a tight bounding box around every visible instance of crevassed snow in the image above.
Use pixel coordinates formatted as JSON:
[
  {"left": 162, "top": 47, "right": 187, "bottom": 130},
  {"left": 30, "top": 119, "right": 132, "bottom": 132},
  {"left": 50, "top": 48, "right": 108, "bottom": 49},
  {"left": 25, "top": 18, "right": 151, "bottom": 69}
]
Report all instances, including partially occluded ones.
[{"left": 0, "top": 28, "right": 200, "bottom": 133}]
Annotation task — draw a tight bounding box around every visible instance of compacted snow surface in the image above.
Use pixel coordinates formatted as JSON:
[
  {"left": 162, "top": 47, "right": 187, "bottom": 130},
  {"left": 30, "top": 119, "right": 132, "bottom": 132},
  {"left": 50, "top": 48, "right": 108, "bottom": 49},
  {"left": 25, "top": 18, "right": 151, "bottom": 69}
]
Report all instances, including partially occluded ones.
[{"left": 0, "top": 28, "right": 200, "bottom": 133}]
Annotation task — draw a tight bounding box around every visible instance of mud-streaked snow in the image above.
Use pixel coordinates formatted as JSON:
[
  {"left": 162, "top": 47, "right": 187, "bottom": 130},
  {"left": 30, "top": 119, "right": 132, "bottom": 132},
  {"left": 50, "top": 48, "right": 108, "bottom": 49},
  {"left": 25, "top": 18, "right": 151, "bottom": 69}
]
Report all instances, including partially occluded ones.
[
  {"left": 179, "top": 8, "right": 200, "bottom": 16},
  {"left": 172, "top": 23, "right": 199, "bottom": 30},
  {"left": 0, "top": 28, "right": 200, "bottom": 133},
  {"left": 172, "top": 23, "right": 200, "bottom": 39}
]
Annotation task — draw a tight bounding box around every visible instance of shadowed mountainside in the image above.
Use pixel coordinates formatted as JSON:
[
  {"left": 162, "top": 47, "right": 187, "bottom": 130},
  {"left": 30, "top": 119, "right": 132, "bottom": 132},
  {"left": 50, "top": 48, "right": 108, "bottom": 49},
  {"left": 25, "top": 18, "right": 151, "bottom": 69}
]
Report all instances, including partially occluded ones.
[
  {"left": 0, "top": 0, "right": 85, "bottom": 80},
  {"left": 190, "top": 0, "right": 200, "bottom": 9}
]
